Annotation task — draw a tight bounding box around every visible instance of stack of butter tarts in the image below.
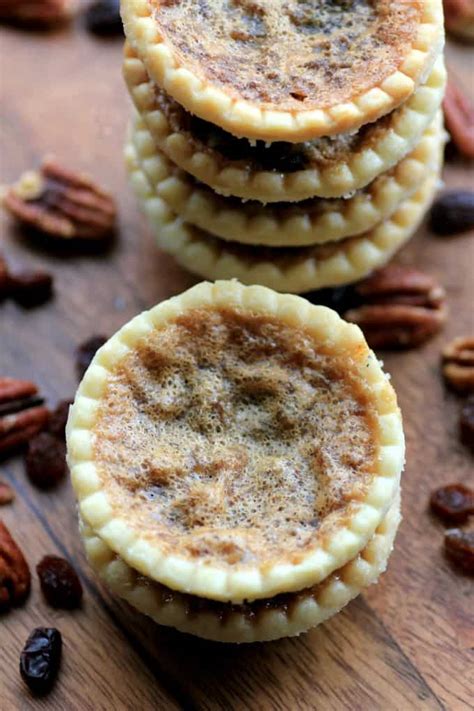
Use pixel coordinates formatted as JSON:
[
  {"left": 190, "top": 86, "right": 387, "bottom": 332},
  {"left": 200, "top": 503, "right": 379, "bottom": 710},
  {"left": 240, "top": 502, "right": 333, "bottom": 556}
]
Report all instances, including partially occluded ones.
[
  {"left": 121, "top": 0, "right": 446, "bottom": 293},
  {"left": 68, "top": 280, "right": 404, "bottom": 642}
]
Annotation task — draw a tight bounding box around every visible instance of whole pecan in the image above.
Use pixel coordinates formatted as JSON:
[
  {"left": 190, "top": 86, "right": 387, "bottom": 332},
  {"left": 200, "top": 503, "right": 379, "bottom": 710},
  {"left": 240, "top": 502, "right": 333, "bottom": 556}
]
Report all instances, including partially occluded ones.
[
  {"left": 2, "top": 158, "right": 116, "bottom": 242},
  {"left": 0, "top": 521, "right": 31, "bottom": 611},
  {"left": 443, "top": 0, "right": 474, "bottom": 41},
  {"left": 0, "top": 377, "right": 49, "bottom": 457},
  {"left": 442, "top": 336, "right": 474, "bottom": 392},
  {"left": 0, "top": 0, "right": 76, "bottom": 27},
  {"left": 344, "top": 265, "right": 447, "bottom": 349},
  {"left": 443, "top": 76, "right": 474, "bottom": 159}
]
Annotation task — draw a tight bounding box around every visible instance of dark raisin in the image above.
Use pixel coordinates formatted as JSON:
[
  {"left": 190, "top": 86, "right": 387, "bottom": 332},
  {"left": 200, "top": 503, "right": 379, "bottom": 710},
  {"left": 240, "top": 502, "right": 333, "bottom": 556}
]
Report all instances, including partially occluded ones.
[
  {"left": 430, "top": 484, "right": 474, "bottom": 524},
  {"left": 20, "top": 627, "right": 62, "bottom": 695},
  {"left": 306, "top": 284, "right": 360, "bottom": 314},
  {"left": 444, "top": 528, "right": 474, "bottom": 574},
  {"left": 9, "top": 270, "right": 53, "bottom": 307},
  {"left": 76, "top": 335, "right": 107, "bottom": 380},
  {"left": 429, "top": 191, "right": 474, "bottom": 236},
  {"left": 36, "top": 555, "right": 83, "bottom": 609},
  {"left": 25, "top": 433, "right": 67, "bottom": 489},
  {"left": 84, "top": 0, "right": 122, "bottom": 35},
  {"left": 48, "top": 400, "right": 73, "bottom": 441},
  {"left": 460, "top": 396, "right": 474, "bottom": 450}
]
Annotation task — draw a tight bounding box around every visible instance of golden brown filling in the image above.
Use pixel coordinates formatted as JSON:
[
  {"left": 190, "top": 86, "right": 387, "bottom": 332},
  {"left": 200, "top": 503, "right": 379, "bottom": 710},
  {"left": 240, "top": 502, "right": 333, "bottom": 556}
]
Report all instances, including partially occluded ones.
[
  {"left": 93, "top": 309, "right": 378, "bottom": 567},
  {"left": 152, "top": 0, "right": 422, "bottom": 110}
]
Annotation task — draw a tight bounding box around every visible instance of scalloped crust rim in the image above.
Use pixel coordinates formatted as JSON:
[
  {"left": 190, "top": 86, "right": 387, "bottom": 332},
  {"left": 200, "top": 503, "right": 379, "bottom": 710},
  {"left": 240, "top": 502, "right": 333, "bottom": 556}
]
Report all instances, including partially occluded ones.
[
  {"left": 67, "top": 280, "right": 404, "bottom": 603},
  {"left": 128, "top": 110, "right": 444, "bottom": 247},
  {"left": 121, "top": 0, "right": 444, "bottom": 142},
  {"left": 80, "top": 496, "right": 400, "bottom": 643},
  {"left": 126, "top": 147, "right": 441, "bottom": 293},
  {"left": 123, "top": 45, "right": 446, "bottom": 201}
]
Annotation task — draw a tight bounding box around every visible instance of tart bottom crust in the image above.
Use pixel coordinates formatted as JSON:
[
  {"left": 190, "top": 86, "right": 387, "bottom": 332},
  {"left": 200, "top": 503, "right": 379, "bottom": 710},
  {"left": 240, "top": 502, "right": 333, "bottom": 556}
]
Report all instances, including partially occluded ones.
[
  {"left": 123, "top": 44, "right": 446, "bottom": 202},
  {"left": 126, "top": 146, "right": 441, "bottom": 293},
  {"left": 128, "top": 110, "right": 444, "bottom": 247},
  {"left": 80, "top": 495, "right": 400, "bottom": 644}
]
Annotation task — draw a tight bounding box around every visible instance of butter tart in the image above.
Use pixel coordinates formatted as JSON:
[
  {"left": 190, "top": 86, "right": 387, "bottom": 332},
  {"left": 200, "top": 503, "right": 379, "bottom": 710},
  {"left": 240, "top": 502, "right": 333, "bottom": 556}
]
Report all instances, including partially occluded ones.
[
  {"left": 126, "top": 146, "right": 441, "bottom": 293},
  {"left": 128, "top": 110, "right": 444, "bottom": 247},
  {"left": 67, "top": 281, "right": 404, "bottom": 603},
  {"left": 124, "top": 44, "right": 446, "bottom": 201},
  {"left": 121, "top": 0, "right": 444, "bottom": 142}
]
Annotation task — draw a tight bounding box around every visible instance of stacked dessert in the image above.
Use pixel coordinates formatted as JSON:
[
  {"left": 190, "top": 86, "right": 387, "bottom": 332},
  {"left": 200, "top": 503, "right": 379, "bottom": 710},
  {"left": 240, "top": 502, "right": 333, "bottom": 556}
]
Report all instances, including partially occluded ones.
[
  {"left": 68, "top": 280, "right": 404, "bottom": 642},
  {"left": 121, "top": 0, "right": 446, "bottom": 293}
]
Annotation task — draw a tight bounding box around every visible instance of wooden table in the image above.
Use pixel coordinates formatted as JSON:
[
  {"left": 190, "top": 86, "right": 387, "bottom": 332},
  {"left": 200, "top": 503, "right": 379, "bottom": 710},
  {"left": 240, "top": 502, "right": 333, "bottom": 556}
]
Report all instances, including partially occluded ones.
[{"left": 0, "top": 16, "right": 473, "bottom": 710}]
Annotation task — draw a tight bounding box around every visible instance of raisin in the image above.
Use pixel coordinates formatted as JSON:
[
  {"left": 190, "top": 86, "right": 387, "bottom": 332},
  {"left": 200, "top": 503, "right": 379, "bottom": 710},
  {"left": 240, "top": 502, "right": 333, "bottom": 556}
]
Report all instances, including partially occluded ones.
[
  {"left": 9, "top": 270, "right": 53, "bottom": 307},
  {"left": 429, "top": 191, "right": 474, "bottom": 236},
  {"left": 444, "top": 528, "right": 474, "bottom": 574},
  {"left": 84, "top": 0, "right": 122, "bottom": 35},
  {"left": 76, "top": 335, "right": 107, "bottom": 380},
  {"left": 20, "top": 628, "right": 62, "bottom": 695},
  {"left": 48, "top": 400, "right": 73, "bottom": 441},
  {"left": 430, "top": 484, "right": 474, "bottom": 524},
  {"left": 36, "top": 555, "right": 83, "bottom": 609},
  {"left": 25, "top": 433, "right": 67, "bottom": 489},
  {"left": 460, "top": 396, "right": 474, "bottom": 450}
]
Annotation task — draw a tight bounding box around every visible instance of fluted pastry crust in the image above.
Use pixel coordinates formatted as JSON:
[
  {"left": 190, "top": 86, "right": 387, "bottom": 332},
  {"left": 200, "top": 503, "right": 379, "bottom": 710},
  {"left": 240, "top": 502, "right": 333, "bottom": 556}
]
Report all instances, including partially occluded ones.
[
  {"left": 80, "top": 495, "right": 400, "bottom": 643},
  {"left": 128, "top": 110, "right": 444, "bottom": 247},
  {"left": 126, "top": 145, "right": 441, "bottom": 293},
  {"left": 121, "top": 0, "right": 444, "bottom": 142},
  {"left": 123, "top": 44, "right": 446, "bottom": 201},
  {"left": 67, "top": 280, "right": 404, "bottom": 602}
]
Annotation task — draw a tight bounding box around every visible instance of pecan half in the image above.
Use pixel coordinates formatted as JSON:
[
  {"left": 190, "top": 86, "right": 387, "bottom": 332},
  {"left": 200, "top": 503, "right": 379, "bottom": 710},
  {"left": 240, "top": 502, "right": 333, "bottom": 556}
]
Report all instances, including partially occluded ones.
[
  {"left": 0, "top": 521, "right": 31, "bottom": 611},
  {"left": 443, "top": 76, "right": 474, "bottom": 159},
  {"left": 442, "top": 336, "right": 474, "bottom": 392},
  {"left": 0, "top": 0, "right": 76, "bottom": 27},
  {"left": 443, "top": 0, "right": 474, "bottom": 40},
  {"left": 0, "top": 254, "right": 54, "bottom": 308},
  {"left": 344, "top": 265, "right": 447, "bottom": 349},
  {"left": 2, "top": 158, "right": 116, "bottom": 241},
  {"left": 0, "top": 378, "right": 49, "bottom": 457}
]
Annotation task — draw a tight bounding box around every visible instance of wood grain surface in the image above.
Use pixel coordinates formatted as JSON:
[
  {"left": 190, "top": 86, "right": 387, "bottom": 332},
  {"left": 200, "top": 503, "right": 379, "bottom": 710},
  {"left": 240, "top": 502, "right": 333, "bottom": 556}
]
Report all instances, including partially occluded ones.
[{"left": 0, "top": 15, "right": 473, "bottom": 711}]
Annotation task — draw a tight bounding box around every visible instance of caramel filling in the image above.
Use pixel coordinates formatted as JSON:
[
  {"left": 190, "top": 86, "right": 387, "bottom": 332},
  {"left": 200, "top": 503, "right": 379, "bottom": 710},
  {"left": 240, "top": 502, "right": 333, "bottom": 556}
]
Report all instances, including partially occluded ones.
[
  {"left": 152, "top": 0, "right": 422, "bottom": 110},
  {"left": 93, "top": 309, "right": 378, "bottom": 567},
  {"left": 155, "top": 82, "right": 399, "bottom": 172}
]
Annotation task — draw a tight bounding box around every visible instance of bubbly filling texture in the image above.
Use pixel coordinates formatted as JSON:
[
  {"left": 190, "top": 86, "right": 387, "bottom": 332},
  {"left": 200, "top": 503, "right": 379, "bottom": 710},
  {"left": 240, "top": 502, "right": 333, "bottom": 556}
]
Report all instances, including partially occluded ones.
[
  {"left": 93, "top": 309, "right": 379, "bottom": 567},
  {"left": 152, "top": 0, "right": 422, "bottom": 110}
]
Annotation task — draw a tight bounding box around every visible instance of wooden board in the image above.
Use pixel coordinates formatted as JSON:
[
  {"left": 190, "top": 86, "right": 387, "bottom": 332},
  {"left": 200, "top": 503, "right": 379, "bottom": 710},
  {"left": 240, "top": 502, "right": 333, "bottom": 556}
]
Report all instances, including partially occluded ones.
[{"left": 0, "top": 17, "right": 473, "bottom": 711}]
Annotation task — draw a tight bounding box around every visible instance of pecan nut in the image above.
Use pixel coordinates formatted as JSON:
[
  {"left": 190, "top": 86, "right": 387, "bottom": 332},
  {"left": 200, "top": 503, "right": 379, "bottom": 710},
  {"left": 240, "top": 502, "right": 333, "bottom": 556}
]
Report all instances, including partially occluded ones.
[
  {"left": 0, "top": 377, "right": 50, "bottom": 456},
  {"left": 0, "top": 521, "right": 31, "bottom": 611},
  {"left": 344, "top": 265, "right": 447, "bottom": 349},
  {"left": 0, "top": 254, "right": 54, "bottom": 308},
  {"left": 0, "top": 0, "right": 76, "bottom": 27},
  {"left": 443, "top": 0, "right": 474, "bottom": 41},
  {"left": 443, "top": 76, "right": 474, "bottom": 159},
  {"left": 442, "top": 336, "right": 474, "bottom": 392},
  {"left": 2, "top": 158, "right": 116, "bottom": 241}
]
